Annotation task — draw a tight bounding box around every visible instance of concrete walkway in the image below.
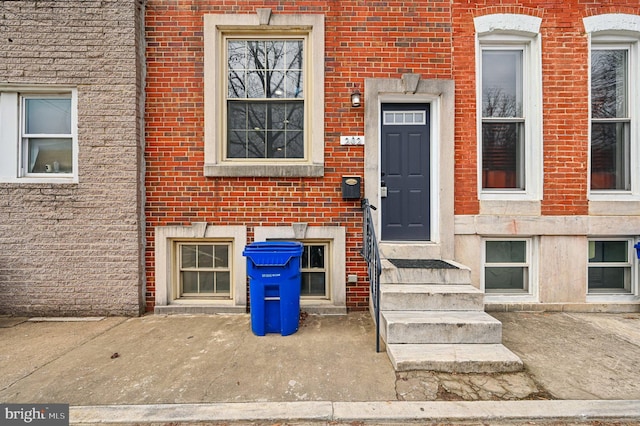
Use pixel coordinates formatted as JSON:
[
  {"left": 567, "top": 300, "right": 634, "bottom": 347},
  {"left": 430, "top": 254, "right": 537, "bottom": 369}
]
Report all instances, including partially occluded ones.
[{"left": 1, "top": 311, "right": 640, "bottom": 424}]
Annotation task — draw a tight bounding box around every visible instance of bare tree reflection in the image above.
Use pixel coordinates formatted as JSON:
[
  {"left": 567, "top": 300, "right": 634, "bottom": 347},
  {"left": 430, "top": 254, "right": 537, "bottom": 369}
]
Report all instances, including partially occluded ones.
[{"left": 227, "top": 40, "right": 304, "bottom": 159}]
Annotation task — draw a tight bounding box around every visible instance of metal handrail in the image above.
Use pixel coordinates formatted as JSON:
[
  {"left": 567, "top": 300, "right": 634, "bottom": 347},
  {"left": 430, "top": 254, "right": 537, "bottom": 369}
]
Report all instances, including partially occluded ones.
[{"left": 361, "top": 198, "right": 382, "bottom": 352}]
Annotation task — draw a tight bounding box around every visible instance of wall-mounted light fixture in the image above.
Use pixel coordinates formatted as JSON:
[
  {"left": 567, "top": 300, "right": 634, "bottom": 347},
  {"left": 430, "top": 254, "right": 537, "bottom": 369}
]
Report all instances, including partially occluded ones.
[{"left": 350, "top": 89, "right": 362, "bottom": 108}]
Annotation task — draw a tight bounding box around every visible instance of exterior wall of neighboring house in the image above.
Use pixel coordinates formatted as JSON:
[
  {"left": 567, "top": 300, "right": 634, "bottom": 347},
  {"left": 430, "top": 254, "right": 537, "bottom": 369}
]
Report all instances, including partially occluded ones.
[
  {"left": 145, "top": 0, "right": 640, "bottom": 314},
  {"left": 0, "top": 1, "right": 146, "bottom": 316},
  {"left": 452, "top": 2, "right": 640, "bottom": 311}
]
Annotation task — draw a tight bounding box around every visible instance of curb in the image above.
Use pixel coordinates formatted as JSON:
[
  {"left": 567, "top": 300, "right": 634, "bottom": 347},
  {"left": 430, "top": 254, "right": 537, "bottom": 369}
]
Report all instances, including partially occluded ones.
[{"left": 71, "top": 400, "right": 640, "bottom": 424}]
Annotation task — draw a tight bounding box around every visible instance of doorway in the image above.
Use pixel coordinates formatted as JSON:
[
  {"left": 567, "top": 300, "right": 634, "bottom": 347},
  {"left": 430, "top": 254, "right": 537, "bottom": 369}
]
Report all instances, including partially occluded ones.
[{"left": 380, "top": 103, "right": 431, "bottom": 241}]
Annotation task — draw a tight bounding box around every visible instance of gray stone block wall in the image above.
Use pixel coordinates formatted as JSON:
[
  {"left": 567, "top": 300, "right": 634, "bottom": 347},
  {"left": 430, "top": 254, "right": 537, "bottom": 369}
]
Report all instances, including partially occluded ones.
[{"left": 0, "top": 1, "right": 145, "bottom": 316}]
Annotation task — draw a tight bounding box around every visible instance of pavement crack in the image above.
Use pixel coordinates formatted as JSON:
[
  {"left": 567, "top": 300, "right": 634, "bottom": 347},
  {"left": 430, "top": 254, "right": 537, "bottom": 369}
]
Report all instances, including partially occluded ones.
[{"left": 0, "top": 318, "right": 128, "bottom": 393}]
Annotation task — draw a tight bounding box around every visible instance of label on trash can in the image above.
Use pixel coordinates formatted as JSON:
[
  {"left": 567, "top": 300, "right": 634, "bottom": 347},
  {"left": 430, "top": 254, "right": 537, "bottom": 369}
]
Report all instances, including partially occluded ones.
[{"left": 262, "top": 273, "right": 281, "bottom": 278}]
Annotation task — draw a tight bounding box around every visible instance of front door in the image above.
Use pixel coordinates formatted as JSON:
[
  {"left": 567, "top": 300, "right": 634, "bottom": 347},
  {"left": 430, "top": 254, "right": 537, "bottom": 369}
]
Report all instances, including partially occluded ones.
[{"left": 381, "top": 103, "right": 431, "bottom": 241}]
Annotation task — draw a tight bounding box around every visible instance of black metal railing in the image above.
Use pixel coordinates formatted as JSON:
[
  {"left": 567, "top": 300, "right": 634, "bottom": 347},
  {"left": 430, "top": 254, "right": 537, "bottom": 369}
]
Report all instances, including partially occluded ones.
[{"left": 361, "top": 198, "right": 382, "bottom": 352}]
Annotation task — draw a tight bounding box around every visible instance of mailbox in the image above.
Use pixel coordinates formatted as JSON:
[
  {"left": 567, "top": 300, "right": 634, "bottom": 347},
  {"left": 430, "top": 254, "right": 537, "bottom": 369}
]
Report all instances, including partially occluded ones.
[{"left": 341, "top": 176, "right": 361, "bottom": 200}]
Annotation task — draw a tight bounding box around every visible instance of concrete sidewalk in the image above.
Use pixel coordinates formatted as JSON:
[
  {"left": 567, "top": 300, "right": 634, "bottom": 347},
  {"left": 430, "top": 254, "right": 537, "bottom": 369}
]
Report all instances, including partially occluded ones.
[{"left": 1, "top": 311, "right": 640, "bottom": 424}]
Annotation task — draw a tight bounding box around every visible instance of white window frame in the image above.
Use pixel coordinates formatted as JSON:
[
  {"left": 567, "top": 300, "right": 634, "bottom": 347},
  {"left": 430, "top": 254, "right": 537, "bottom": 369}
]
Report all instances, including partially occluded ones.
[
  {"left": 585, "top": 14, "right": 640, "bottom": 201},
  {"left": 587, "top": 237, "right": 639, "bottom": 300},
  {"left": 0, "top": 87, "right": 78, "bottom": 183},
  {"left": 482, "top": 237, "right": 538, "bottom": 303},
  {"left": 204, "top": 13, "right": 324, "bottom": 177},
  {"left": 475, "top": 14, "right": 543, "bottom": 201}
]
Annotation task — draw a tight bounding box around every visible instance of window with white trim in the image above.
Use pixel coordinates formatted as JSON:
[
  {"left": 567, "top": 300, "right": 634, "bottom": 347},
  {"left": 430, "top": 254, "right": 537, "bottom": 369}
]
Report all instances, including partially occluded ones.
[
  {"left": 588, "top": 239, "right": 634, "bottom": 294},
  {"left": 483, "top": 239, "right": 532, "bottom": 294},
  {"left": 0, "top": 89, "right": 78, "bottom": 182},
  {"left": 585, "top": 14, "right": 640, "bottom": 199},
  {"left": 176, "top": 242, "right": 232, "bottom": 299},
  {"left": 590, "top": 42, "right": 637, "bottom": 192},
  {"left": 204, "top": 13, "right": 324, "bottom": 177},
  {"left": 475, "top": 14, "right": 542, "bottom": 200}
]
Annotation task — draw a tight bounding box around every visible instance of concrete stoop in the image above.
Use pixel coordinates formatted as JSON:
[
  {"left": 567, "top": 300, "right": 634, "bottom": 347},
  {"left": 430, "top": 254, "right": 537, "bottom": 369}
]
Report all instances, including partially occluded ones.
[{"left": 378, "top": 258, "right": 523, "bottom": 374}]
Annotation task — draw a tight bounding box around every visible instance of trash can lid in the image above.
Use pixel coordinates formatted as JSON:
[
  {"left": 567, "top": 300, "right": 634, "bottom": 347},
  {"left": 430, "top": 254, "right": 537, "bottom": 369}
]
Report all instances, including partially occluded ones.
[
  {"left": 244, "top": 241, "right": 303, "bottom": 250},
  {"left": 243, "top": 241, "right": 304, "bottom": 266}
]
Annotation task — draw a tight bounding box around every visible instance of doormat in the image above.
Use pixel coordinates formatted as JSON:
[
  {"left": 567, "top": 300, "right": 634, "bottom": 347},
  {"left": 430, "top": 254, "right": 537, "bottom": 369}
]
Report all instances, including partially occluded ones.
[{"left": 388, "top": 259, "right": 459, "bottom": 269}]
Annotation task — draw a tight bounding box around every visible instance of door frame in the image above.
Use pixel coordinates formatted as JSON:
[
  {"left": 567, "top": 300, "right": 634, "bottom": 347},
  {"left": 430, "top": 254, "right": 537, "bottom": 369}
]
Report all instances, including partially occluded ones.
[{"left": 363, "top": 75, "right": 455, "bottom": 259}]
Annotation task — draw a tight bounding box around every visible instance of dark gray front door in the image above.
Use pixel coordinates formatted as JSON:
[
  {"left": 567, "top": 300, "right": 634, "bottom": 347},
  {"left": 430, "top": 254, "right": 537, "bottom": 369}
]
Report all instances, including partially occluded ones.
[{"left": 381, "top": 103, "right": 430, "bottom": 241}]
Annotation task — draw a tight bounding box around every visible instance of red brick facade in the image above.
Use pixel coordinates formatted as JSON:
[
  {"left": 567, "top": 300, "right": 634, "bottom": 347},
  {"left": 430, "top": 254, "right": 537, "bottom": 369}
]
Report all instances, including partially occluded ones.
[{"left": 145, "top": 1, "right": 640, "bottom": 312}]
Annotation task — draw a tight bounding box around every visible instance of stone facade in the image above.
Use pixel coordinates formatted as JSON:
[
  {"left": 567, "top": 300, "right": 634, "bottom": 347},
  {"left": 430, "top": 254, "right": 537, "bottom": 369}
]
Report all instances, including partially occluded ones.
[{"left": 0, "top": 1, "right": 146, "bottom": 316}]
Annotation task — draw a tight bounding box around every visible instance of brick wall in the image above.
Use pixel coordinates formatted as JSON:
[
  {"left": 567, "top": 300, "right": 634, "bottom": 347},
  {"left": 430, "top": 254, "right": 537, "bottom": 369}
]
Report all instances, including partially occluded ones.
[
  {"left": 453, "top": 1, "right": 640, "bottom": 216},
  {"left": 0, "top": 1, "right": 145, "bottom": 316},
  {"left": 144, "top": 0, "right": 453, "bottom": 311}
]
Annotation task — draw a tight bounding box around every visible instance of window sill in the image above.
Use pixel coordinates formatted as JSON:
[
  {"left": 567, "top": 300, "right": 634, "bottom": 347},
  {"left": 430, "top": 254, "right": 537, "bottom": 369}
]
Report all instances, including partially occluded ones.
[
  {"left": 204, "top": 163, "right": 324, "bottom": 178},
  {"left": 586, "top": 294, "right": 639, "bottom": 303},
  {"left": 479, "top": 191, "right": 540, "bottom": 202},
  {"left": 0, "top": 177, "right": 78, "bottom": 184},
  {"left": 484, "top": 293, "right": 538, "bottom": 304}
]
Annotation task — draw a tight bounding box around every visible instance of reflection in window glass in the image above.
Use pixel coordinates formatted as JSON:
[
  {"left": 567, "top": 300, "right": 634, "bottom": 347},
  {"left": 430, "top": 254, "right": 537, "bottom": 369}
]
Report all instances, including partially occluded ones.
[
  {"left": 590, "top": 49, "right": 630, "bottom": 191},
  {"left": 481, "top": 49, "right": 525, "bottom": 190},
  {"left": 226, "top": 39, "right": 305, "bottom": 159}
]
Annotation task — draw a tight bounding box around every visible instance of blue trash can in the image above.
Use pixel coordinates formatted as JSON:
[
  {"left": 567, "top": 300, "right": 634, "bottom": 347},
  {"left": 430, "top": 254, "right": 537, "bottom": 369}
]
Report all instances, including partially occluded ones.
[{"left": 243, "top": 241, "right": 304, "bottom": 336}]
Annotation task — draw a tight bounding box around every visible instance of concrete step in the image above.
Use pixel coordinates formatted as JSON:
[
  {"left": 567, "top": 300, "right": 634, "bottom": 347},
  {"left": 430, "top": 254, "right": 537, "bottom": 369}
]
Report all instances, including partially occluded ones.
[
  {"left": 380, "top": 259, "right": 471, "bottom": 285},
  {"left": 387, "top": 343, "right": 524, "bottom": 373},
  {"left": 381, "top": 311, "right": 502, "bottom": 345},
  {"left": 379, "top": 284, "right": 484, "bottom": 312}
]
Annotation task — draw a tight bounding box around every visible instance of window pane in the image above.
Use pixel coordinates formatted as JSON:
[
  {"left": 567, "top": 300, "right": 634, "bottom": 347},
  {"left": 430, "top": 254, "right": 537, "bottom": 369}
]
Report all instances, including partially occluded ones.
[
  {"left": 181, "top": 245, "right": 197, "bottom": 268},
  {"left": 214, "top": 245, "right": 228, "bottom": 268},
  {"left": 25, "top": 98, "right": 71, "bottom": 134},
  {"left": 228, "top": 39, "right": 303, "bottom": 100},
  {"left": 200, "top": 271, "right": 215, "bottom": 293},
  {"left": 486, "top": 241, "right": 526, "bottom": 263},
  {"left": 309, "top": 245, "right": 324, "bottom": 268},
  {"left": 589, "top": 241, "right": 628, "bottom": 263},
  {"left": 216, "top": 272, "right": 231, "bottom": 293},
  {"left": 485, "top": 267, "right": 527, "bottom": 291},
  {"left": 482, "top": 122, "right": 524, "bottom": 189},
  {"left": 592, "top": 50, "right": 627, "bottom": 119},
  {"left": 588, "top": 267, "right": 629, "bottom": 292},
  {"left": 301, "top": 272, "right": 326, "bottom": 296},
  {"left": 227, "top": 101, "right": 304, "bottom": 159},
  {"left": 590, "top": 122, "right": 629, "bottom": 190},
  {"left": 482, "top": 50, "right": 523, "bottom": 118},
  {"left": 198, "top": 245, "right": 213, "bottom": 268},
  {"left": 27, "top": 138, "right": 72, "bottom": 173},
  {"left": 182, "top": 271, "right": 198, "bottom": 293}
]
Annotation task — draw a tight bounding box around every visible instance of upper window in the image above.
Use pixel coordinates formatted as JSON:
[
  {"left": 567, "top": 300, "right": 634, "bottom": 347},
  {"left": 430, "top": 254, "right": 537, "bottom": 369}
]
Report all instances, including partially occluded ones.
[
  {"left": 481, "top": 48, "right": 525, "bottom": 190},
  {"left": 0, "top": 89, "right": 78, "bottom": 182},
  {"left": 475, "top": 14, "right": 542, "bottom": 200},
  {"left": 204, "top": 13, "right": 324, "bottom": 177},
  {"left": 585, "top": 14, "right": 640, "bottom": 197},
  {"left": 591, "top": 47, "right": 631, "bottom": 191},
  {"left": 227, "top": 39, "right": 304, "bottom": 159}
]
